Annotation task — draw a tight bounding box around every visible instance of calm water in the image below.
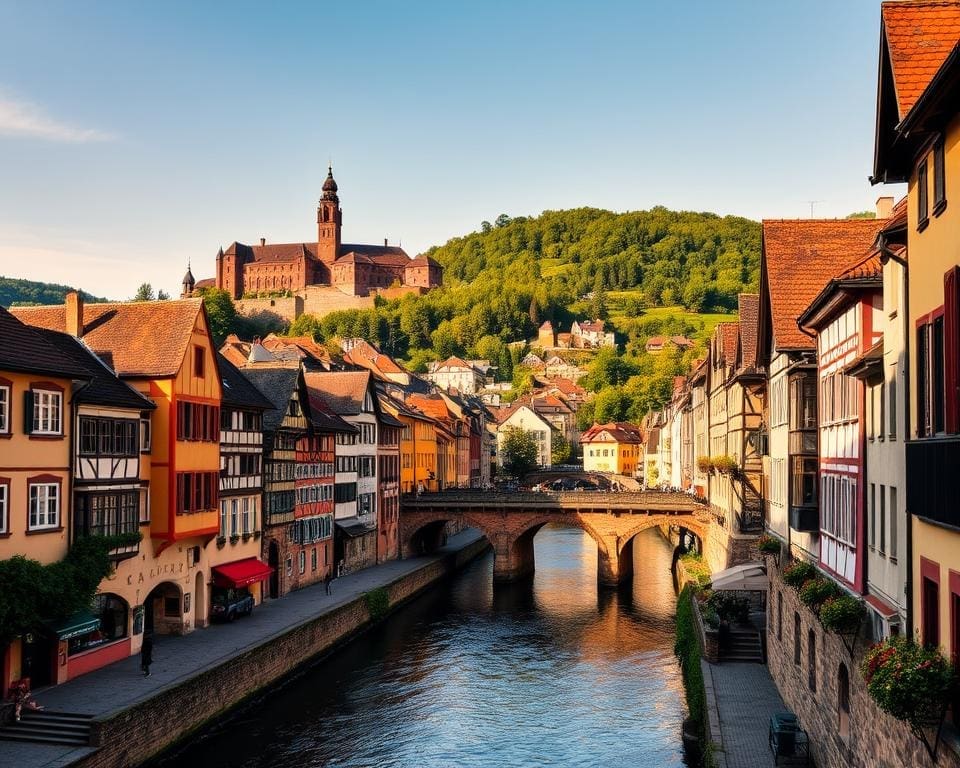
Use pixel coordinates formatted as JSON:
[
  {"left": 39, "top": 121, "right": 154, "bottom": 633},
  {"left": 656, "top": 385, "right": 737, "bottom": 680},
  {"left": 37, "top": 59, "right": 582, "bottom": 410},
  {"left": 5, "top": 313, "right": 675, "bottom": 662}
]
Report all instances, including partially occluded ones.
[{"left": 161, "top": 526, "right": 687, "bottom": 768}]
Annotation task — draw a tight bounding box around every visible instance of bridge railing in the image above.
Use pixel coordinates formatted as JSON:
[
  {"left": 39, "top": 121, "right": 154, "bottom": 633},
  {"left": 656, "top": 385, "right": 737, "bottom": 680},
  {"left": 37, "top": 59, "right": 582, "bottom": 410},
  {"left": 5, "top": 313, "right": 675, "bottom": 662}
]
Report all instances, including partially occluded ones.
[{"left": 401, "top": 488, "right": 708, "bottom": 508}]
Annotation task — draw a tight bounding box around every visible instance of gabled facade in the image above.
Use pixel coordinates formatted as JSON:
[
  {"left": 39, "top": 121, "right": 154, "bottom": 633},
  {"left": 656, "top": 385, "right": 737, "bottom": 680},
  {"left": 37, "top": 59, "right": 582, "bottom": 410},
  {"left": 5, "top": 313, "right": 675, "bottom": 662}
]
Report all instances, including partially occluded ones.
[
  {"left": 496, "top": 405, "right": 554, "bottom": 468},
  {"left": 580, "top": 422, "right": 643, "bottom": 476}
]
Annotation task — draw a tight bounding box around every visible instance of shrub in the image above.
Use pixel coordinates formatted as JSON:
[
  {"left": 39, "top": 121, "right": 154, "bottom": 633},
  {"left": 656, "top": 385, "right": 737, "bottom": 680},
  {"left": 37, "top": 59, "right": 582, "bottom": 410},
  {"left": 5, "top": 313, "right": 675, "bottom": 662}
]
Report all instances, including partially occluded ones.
[
  {"left": 798, "top": 577, "right": 842, "bottom": 611},
  {"left": 707, "top": 591, "right": 751, "bottom": 624},
  {"left": 818, "top": 595, "right": 866, "bottom": 634},
  {"left": 680, "top": 552, "right": 711, "bottom": 588},
  {"left": 757, "top": 535, "right": 781, "bottom": 555},
  {"left": 674, "top": 586, "right": 707, "bottom": 743},
  {"left": 862, "top": 636, "right": 955, "bottom": 729},
  {"left": 782, "top": 560, "right": 817, "bottom": 590},
  {"left": 364, "top": 587, "right": 390, "bottom": 622}
]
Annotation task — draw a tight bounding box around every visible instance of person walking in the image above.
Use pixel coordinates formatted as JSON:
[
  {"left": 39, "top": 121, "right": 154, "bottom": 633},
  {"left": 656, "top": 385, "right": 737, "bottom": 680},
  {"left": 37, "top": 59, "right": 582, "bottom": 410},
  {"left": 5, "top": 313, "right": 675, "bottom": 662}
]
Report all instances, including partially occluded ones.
[
  {"left": 324, "top": 572, "right": 333, "bottom": 595},
  {"left": 140, "top": 634, "right": 154, "bottom": 678}
]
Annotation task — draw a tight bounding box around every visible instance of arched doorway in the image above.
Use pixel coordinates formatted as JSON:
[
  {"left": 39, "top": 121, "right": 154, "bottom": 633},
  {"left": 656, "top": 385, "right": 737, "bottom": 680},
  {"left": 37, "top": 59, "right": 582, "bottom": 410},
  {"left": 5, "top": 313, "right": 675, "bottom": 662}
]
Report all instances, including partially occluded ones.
[
  {"left": 268, "top": 541, "right": 280, "bottom": 599},
  {"left": 194, "top": 572, "right": 206, "bottom": 628},
  {"left": 144, "top": 582, "right": 183, "bottom": 636}
]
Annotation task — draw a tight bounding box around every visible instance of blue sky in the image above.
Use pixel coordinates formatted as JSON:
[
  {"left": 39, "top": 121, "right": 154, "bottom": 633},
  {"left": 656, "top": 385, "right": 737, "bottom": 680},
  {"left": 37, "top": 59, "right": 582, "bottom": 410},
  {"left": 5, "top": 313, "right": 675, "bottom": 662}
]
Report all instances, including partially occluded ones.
[{"left": 0, "top": 0, "right": 900, "bottom": 299}]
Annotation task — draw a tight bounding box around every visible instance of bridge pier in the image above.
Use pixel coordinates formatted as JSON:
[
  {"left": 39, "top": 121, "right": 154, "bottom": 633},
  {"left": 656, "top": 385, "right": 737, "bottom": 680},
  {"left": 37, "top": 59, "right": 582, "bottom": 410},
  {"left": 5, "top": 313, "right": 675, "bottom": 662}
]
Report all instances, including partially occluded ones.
[
  {"left": 597, "top": 534, "right": 633, "bottom": 587},
  {"left": 492, "top": 533, "right": 536, "bottom": 583}
]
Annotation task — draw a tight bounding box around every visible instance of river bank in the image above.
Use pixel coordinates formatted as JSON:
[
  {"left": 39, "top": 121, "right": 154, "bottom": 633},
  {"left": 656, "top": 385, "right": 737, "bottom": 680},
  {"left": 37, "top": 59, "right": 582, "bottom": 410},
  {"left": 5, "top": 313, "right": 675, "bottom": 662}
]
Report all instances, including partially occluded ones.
[{"left": 0, "top": 530, "right": 489, "bottom": 768}]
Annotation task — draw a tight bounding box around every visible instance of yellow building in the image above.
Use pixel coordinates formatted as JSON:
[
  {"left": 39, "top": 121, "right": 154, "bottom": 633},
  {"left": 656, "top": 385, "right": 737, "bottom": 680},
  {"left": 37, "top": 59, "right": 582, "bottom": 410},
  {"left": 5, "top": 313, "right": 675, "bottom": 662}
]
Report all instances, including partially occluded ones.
[
  {"left": 12, "top": 295, "right": 229, "bottom": 651},
  {"left": 872, "top": 5, "right": 960, "bottom": 653},
  {"left": 380, "top": 392, "right": 438, "bottom": 493},
  {"left": 579, "top": 422, "right": 643, "bottom": 477}
]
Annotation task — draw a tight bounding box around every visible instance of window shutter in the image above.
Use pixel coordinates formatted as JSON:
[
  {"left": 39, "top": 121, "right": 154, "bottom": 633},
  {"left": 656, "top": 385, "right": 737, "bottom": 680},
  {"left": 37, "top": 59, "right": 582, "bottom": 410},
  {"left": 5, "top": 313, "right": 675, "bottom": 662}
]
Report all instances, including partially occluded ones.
[
  {"left": 23, "top": 390, "right": 33, "bottom": 434},
  {"left": 945, "top": 267, "right": 960, "bottom": 434}
]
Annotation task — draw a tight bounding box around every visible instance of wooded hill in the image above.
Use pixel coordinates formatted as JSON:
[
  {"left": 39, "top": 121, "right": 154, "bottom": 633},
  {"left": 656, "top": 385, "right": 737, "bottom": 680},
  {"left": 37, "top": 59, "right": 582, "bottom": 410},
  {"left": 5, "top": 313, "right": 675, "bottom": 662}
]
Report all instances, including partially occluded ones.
[{"left": 0, "top": 277, "right": 108, "bottom": 308}]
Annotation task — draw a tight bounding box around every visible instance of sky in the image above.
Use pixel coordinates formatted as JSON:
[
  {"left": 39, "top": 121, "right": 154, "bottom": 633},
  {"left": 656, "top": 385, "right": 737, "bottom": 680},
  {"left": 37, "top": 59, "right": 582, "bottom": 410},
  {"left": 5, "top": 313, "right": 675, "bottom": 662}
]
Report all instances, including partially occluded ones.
[{"left": 0, "top": 0, "right": 902, "bottom": 300}]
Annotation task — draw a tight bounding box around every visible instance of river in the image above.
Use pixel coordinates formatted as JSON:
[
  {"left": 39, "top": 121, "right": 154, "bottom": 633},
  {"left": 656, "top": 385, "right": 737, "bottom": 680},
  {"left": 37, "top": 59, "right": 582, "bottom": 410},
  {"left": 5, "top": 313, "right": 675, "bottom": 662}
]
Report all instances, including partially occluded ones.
[{"left": 160, "top": 525, "right": 687, "bottom": 767}]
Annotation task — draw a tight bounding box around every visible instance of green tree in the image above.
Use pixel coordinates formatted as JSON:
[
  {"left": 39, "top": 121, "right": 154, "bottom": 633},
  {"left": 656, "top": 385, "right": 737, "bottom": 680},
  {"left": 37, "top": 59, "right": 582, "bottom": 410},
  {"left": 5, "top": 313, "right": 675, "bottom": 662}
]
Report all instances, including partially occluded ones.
[
  {"left": 197, "top": 288, "right": 238, "bottom": 345},
  {"left": 500, "top": 426, "right": 539, "bottom": 478},
  {"left": 157, "top": 289, "right": 170, "bottom": 301},
  {"left": 133, "top": 283, "right": 155, "bottom": 302},
  {"left": 480, "top": 220, "right": 492, "bottom": 233},
  {"left": 289, "top": 313, "right": 323, "bottom": 340},
  {"left": 551, "top": 429, "right": 571, "bottom": 465},
  {"left": 495, "top": 213, "right": 511, "bottom": 228}
]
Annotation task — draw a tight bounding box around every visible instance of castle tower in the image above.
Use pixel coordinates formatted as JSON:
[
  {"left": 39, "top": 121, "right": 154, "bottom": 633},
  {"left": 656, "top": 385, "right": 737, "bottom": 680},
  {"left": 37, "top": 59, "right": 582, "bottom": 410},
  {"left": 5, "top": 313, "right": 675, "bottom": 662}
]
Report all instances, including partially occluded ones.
[{"left": 317, "top": 165, "right": 342, "bottom": 264}]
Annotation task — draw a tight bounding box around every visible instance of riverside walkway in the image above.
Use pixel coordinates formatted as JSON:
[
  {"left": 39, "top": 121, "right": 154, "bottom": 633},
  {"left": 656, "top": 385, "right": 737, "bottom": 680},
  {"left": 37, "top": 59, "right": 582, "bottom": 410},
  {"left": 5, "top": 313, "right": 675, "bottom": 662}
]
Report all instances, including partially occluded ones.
[{"left": 0, "top": 529, "right": 486, "bottom": 768}]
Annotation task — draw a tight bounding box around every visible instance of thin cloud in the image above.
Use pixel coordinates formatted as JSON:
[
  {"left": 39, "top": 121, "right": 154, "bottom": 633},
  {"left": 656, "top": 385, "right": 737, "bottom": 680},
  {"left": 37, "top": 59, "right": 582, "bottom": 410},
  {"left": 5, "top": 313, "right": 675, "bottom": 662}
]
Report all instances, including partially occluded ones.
[{"left": 0, "top": 95, "right": 115, "bottom": 143}]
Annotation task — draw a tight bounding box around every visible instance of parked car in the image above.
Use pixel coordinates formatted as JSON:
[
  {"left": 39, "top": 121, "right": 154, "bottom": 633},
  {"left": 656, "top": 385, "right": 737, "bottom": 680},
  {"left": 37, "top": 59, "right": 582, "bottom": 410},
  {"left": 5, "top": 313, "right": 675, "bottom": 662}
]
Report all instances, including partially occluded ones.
[{"left": 210, "top": 588, "right": 254, "bottom": 622}]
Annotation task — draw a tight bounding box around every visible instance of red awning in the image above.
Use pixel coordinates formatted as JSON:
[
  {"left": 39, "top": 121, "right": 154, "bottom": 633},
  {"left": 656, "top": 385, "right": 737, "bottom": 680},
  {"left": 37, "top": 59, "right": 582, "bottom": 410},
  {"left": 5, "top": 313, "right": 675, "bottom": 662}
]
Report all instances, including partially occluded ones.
[{"left": 212, "top": 558, "right": 274, "bottom": 589}]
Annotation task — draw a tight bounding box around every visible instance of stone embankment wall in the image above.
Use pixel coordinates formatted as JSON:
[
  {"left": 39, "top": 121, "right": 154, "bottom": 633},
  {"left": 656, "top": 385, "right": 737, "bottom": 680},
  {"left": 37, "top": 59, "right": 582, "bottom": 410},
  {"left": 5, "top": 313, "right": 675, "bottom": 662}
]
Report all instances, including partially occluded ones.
[
  {"left": 766, "top": 556, "right": 960, "bottom": 768},
  {"left": 74, "top": 537, "right": 490, "bottom": 768}
]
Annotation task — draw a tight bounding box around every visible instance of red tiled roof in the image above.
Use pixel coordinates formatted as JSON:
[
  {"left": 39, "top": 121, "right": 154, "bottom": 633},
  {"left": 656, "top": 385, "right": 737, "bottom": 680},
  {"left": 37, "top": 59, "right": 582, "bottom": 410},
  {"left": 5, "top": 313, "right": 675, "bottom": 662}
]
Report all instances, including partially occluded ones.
[
  {"left": 580, "top": 421, "right": 643, "bottom": 445},
  {"left": 303, "top": 370, "right": 371, "bottom": 415},
  {"left": 224, "top": 240, "right": 411, "bottom": 268},
  {"left": 761, "top": 219, "right": 884, "bottom": 350},
  {"left": 836, "top": 251, "right": 883, "bottom": 281},
  {"left": 194, "top": 278, "right": 216, "bottom": 290},
  {"left": 715, "top": 322, "right": 740, "bottom": 366},
  {"left": 882, "top": 1, "right": 960, "bottom": 120},
  {"left": 11, "top": 299, "right": 204, "bottom": 378}
]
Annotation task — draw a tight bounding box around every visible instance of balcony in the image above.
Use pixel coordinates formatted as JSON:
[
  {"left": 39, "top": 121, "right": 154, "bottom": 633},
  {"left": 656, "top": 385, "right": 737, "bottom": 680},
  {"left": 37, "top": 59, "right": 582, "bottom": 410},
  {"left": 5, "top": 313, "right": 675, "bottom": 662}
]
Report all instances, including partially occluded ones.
[{"left": 907, "top": 437, "right": 960, "bottom": 529}]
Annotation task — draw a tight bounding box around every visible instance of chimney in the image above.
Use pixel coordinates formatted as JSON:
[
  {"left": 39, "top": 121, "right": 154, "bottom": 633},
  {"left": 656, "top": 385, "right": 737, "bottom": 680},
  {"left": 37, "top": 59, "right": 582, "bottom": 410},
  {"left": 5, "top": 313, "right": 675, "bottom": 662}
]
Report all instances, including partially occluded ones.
[
  {"left": 260, "top": 237, "right": 266, "bottom": 247},
  {"left": 65, "top": 291, "right": 84, "bottom": 337},
  {"left": 876, "top": 196, "right": 894, "bottom": 219}
]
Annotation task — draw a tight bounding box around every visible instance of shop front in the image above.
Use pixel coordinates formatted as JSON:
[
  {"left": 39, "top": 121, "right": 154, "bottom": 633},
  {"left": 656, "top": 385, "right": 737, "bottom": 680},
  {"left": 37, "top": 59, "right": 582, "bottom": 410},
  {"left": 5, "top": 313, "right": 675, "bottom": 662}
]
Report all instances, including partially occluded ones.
[
  {"left": 44, "top": 593, "right": 133, "bottom": 684},
  {"left": 210, "top": 558, "right": 273, "bottom": 621}
]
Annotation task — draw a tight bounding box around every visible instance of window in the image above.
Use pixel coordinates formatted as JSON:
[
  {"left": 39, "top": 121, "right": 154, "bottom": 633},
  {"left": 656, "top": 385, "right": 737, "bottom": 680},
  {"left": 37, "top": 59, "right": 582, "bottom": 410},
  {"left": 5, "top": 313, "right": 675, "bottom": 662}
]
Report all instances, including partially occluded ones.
[
  {"left": 879, "top": 484, "right": 886, "bottom": 555},
  {"left": 808, "top": 630, "right": 817, "bottom": 692},
  {"left": 193, "top": 346, "right": 205, "bottom": 378},
  {"left": 230, "top": 499, "right": 238, "bottom": 536},
  {"left": 176, "top": 402, "right": 219, "bottom": 442},
  {"left": 838, "top": 663, "right": 850, "bottom": 740},
  {"left": 889, "top": 365, "right": 897, "bottom": 439},
  {"left": 933, "top": 141, "right": 946, "bottom": 212},
  {"left": 29, "top": 482, "right": 60, "bottom": 530},
  {"left": 31, "top": 389, "right": 62, "bottom": 434},
  {"left": 0, "top": 480, "right": 8, "bottom": 534},
  {"left": 219, "top": 500, "right": 227, "bottom": 537},
  {"left": 335, "top": 483, "right": 357, "bottom": 504},
  {"left": 790, "top": 375, "right": 817, "bottom": 430},
  {"left": 890, "top": 487, "right": 898, "bottom": 560},
  {"left": 299, "top": 550, "right": 306, "bottom": 575},
  {"left": 311, "top": 548, "right": 318, "bottom": 571},
  {"left": 75, "top": 491, "right": 139, "bottom": 539},
  {"left": 917, "top": 317, "right": 947, "bottom": 436},
  {"left": 140, "top": 417, "right": 151, "bottom": 452},
  {"left": 923, "top": 575, "right": 940, "bottom": 648},
  {"left": 794, "top": 613, "right": 801, "bottom": 665},
  {"left": 79, "top": 417, "right": 138, "bottom": 457},
  {"left": 777, "top": 591, "right": 783, "bottom": 641},
  {"left": 175, "top": 471, "right": 219, "bottom": 514},
  {"left": 792, "top": 457, "right": 817, "bottom": 507},
  {"left": 0, "top": 382, "right": 9, "bottom": 434},
  {"left": 918, "top": 158, "right": 929, "bottom": 228},
  {"left": 869, "top": 483, "right": 876, "bottom": 549},
  {"left": 241, "top": 498, "right": 251, "bottom": 533}
]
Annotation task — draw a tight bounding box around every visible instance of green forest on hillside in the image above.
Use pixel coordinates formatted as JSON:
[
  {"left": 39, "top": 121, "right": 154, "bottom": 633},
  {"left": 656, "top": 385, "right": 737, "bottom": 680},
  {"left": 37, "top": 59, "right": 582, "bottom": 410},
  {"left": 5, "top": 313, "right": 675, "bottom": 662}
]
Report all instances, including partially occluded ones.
[
  {"left": 0, "top": 277, "right": 108, "bottom": 308},
  {"left": 286, "top": 207, "right": 759, "bottom": 363}
]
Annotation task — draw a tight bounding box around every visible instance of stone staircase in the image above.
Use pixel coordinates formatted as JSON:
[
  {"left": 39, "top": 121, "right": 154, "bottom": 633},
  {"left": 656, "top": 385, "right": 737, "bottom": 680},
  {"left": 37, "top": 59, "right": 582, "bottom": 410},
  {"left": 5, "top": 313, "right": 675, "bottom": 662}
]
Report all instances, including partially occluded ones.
[
  {"left": 720, "top": 624, "right": 764, "bottom": 663},
  {"left": 0, "top": 709, "right": 94, "bottom": 746}
]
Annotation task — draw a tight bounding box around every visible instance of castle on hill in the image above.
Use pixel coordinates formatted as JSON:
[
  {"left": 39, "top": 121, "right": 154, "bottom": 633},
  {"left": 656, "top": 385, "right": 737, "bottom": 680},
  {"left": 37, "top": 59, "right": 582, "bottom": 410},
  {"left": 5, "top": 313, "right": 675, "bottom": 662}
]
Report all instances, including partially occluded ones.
[{"left": 185, "top": 167, "right": 442, "bottom": 301}]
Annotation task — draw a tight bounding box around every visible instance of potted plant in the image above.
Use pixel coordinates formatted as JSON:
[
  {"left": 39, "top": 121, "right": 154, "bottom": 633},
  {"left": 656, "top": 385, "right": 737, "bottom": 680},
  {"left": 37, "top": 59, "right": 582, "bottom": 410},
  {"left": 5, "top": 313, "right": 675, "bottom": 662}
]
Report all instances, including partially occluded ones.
[
  {"left": 862, "top": 636, "right": 956, "bottom": 759},
  {"left": 696, "top": 456, "right": 713, "bottom": 474},
  {"left": 711, "top": 455, "right": 738, "bottom": 475},
  {"left": 798, "top": 577, "right": 842, "bottom": 612},
  {"left": 782, "top": 560, "right": 817, "bottom": 589},
  {"left": 819, "top": 595, "right": 866, "bottom": 655},
  {"left": 757, "top": 534, "right": 781, "bottom": 565},
  {"left": 216, "top": 536, "right": 227, "bottom": 549}
]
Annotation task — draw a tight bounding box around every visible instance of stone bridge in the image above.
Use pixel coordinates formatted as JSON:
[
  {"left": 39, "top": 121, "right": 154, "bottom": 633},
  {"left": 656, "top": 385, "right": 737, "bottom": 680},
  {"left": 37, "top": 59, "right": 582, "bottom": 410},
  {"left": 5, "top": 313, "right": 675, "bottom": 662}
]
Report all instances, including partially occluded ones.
[{"left": 400, "top": 490, "right": 714, "bottom": 586}]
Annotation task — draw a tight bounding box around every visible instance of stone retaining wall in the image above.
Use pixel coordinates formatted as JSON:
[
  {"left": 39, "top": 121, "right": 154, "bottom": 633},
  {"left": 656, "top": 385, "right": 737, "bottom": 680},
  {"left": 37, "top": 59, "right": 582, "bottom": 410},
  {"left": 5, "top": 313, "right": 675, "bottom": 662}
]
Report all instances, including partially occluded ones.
[
  {"left": 75, "top": 537, "right": 490, "bottom": 768},
  {"left": 766, "top": 556, "right": 960, "bottom": 768}
]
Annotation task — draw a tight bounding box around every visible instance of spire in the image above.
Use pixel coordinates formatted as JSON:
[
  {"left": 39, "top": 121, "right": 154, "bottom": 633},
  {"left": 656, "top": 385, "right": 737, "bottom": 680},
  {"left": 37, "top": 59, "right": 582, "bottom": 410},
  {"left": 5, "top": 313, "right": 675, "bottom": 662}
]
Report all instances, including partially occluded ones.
[
  {"left": 181, "top": 260, "right": 196, "bottom": 298},
  {"left": 321, "top": 164, "right": 338, "bottom": 201}
]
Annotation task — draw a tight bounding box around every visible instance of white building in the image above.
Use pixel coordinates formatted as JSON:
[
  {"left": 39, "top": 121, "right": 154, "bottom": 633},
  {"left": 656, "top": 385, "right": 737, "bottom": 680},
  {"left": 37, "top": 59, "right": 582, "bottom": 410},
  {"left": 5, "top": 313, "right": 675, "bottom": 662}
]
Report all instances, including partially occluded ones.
[
  {"left": 425, "top": 356, "right": 491, "bottom": 394},
  {"left": 496, "top": 405, "right": 554, "bottom": 468}
]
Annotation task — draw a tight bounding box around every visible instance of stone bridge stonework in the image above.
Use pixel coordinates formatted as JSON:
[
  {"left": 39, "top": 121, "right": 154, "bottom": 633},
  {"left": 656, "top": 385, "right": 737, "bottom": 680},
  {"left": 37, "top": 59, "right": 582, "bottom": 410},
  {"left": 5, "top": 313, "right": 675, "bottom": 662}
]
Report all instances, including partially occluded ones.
[{"left": 400, "top": 491, "right": 726, "bottom": 586}]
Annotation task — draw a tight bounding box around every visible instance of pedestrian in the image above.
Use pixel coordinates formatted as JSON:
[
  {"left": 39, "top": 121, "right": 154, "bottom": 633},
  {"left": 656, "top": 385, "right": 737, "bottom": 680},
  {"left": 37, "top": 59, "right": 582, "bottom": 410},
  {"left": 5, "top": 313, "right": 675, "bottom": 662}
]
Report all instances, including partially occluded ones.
[
  {"left": 141, "top": 633, "right": 154, "bottom": 678},
  {"left": 325, "top": 572, "right": 333, "bottom": 595}
]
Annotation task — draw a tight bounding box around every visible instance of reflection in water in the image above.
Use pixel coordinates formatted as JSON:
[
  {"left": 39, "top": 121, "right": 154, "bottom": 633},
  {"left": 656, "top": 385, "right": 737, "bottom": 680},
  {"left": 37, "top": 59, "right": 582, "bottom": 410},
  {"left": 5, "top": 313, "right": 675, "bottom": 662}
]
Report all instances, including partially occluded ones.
[{"left": 160, "top": 526, "right": 686, "bottom": 768}]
